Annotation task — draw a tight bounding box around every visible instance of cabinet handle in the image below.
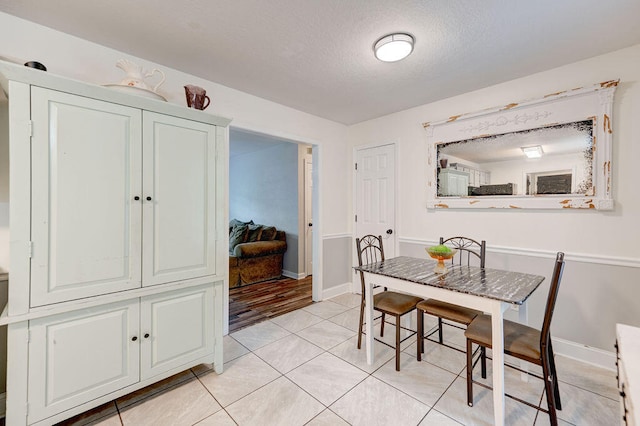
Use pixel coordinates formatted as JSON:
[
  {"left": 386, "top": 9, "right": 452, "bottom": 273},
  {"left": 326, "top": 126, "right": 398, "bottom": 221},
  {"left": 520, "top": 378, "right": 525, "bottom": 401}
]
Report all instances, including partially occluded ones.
[
  {"left": 134, "top": 196, "right": 140, "bottom": 201},
  {"left": 144, "top": 333, "right": 150, "bottom": 338},
  {"left": 131, "top": 336, "right": 138, "bottom": 342},
  {"left": 146, "top": 196, "right": 152, "bottom": 201}
]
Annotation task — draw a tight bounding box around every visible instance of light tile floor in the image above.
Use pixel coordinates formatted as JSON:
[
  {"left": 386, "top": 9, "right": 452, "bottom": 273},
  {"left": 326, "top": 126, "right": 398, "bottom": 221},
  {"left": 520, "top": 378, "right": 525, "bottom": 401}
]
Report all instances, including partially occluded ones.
[{"left": 59, "top": 294, "right": 620, "bottom": 425}]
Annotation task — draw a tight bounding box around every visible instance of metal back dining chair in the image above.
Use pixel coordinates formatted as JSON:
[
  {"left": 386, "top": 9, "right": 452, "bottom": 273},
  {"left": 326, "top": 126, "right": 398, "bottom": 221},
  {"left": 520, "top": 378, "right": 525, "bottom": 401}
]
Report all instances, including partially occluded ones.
[
  {"left": 416, "top": 237, "right": 486, "bottom": 360},
  {"left": 356, "top": 235, "right": 422, "bottom": 371},
  {"left": 464, "top": 252, "right": 565, "bottom": 425}
]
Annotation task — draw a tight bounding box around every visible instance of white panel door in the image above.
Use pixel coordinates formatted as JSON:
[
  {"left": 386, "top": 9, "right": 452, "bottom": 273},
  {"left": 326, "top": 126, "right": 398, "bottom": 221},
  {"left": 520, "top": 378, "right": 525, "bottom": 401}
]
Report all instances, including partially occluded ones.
[
  {"left": 30, "top": 88, "right": 142, "bottom": 306},
  {"left": 140, "top": 284, "right": 214, "bottom": 380},
  {"left": 355, "top": 144, "right": 396, "bottom": 258},
  {"left": 27, "top": 300, "right": 139, "bottom": 424},
  {"left": 142, "top": 112, "right": 217, "bottom": 286},
  {"left": 304, "top": 155, "right": 313, "bottom": 276}
]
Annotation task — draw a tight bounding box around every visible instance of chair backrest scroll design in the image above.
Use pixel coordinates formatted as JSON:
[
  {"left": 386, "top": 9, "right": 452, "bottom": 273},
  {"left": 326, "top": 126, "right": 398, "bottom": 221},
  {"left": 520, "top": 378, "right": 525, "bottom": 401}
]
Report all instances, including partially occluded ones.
[
  {"left": 356, "top": 235, "right": 385, "bottom": 294},
  {"left": 439, "top": 236, "right": 486, "bottom": 268}
]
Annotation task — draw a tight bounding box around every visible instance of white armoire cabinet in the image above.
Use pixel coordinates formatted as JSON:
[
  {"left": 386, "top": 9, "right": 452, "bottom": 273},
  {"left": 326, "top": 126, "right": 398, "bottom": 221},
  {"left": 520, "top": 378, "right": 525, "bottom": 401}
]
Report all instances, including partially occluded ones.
[
  {"left": 0, "top": 60, "right": 229, "bottom": 425},
  {"left": 438, "top": 168, "right": 469, "bottom": 196}
]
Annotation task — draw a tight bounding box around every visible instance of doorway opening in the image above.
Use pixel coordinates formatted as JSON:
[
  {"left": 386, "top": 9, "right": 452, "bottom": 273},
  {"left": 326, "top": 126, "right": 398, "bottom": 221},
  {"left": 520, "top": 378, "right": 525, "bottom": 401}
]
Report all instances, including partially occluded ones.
[{"left": 226, "top": 127, "right": 319, "bottom": 332}]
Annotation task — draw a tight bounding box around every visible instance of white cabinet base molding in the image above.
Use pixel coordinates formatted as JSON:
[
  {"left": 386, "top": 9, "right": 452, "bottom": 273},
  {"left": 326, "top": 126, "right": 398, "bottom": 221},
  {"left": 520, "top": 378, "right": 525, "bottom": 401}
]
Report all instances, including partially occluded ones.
[{"left": 0, "top": 60, "right": 230, "bottom": 425}]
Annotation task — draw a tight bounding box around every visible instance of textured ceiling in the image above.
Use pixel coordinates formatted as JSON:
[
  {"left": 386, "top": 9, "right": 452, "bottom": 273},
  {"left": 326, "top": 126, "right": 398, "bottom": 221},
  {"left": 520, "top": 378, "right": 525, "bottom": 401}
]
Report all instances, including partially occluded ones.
[{"left": 1, "top": 0, "right": 640, "bottom": 125}]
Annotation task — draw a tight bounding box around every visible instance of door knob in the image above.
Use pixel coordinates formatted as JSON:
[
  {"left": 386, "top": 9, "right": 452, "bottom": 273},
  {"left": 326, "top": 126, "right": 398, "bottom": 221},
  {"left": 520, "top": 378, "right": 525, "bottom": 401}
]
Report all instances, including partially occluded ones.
[{"left": 386, "top": 229, "right": 393, "bottom": 235}]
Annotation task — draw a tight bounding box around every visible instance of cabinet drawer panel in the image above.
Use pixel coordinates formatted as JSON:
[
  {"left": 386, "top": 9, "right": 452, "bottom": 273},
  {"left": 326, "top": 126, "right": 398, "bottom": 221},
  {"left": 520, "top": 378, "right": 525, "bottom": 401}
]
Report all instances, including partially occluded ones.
[
  {"left": 30, "top": 88, "right": 143, "bottom": 306},
  {"left": 143, "top": 112, "right": 217, "bottom": 286},
  {"left": 141, "top": 285, "right": 214, "bottom": 380},
  {"left": 28, "top": 300, "right": 139, "bottom": 423}
]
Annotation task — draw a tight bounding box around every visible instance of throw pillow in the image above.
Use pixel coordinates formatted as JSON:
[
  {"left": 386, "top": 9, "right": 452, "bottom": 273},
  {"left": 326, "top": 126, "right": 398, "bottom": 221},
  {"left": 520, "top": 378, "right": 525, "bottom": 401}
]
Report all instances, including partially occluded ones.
[
  {"left": 229, "top": 224, "right": 249, "bottom": 252},
  {"left": 247, "top": 224, "right": 263, "bottom": 242},
  {"left": 259, "top": 226, "right": 277, "bottom": 241},
  {"left": 229, "top": 218, "right": 254, "bottom": 233}
]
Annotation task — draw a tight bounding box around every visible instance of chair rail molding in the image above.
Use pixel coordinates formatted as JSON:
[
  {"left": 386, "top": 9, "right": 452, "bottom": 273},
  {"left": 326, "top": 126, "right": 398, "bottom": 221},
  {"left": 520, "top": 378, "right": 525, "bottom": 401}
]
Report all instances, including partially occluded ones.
[{"left": 398, "top": 237, "right": 640, "bottom": 268}]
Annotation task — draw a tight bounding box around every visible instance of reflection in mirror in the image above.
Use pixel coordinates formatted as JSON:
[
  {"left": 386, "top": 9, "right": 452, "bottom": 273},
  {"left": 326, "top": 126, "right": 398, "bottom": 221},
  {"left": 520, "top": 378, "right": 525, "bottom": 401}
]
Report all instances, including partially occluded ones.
[{"left": 436, "top": 120, "right": 594, "bottom": 197}]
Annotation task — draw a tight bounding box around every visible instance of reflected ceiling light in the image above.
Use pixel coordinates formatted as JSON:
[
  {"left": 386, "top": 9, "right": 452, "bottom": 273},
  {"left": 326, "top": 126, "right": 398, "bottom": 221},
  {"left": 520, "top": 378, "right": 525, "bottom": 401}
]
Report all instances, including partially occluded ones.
[
  {"left": 374, "top": 33, "right": 414, "bottom": 62},
  {"left": 521, "top": 145, "right": 544, "bottom": 158}
]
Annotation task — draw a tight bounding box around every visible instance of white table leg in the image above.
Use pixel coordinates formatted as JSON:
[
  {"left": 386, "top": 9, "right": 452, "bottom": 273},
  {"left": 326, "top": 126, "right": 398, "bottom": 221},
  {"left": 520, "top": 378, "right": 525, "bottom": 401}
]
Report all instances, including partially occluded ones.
[
  {"left": 518, "top": 302, "right": 529, "bottom": 381},
  {"left": 491, "top": 303, "right": 506, "bottom": 426},
  {"left": 365, "top": 275, "right": 374, "bottom": 365}
]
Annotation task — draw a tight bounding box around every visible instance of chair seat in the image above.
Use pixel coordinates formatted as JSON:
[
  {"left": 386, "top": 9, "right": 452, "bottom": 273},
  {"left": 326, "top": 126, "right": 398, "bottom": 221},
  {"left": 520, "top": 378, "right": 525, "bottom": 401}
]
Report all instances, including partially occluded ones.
[
  {"left": 374, "top": 291, "right": 422, "bottom": 315},
  {"left": 465, "top": 314, "right": 541, "bottom": 364},
  {"left": 418, "top": 299, "right": 482, "bottom": 325}
]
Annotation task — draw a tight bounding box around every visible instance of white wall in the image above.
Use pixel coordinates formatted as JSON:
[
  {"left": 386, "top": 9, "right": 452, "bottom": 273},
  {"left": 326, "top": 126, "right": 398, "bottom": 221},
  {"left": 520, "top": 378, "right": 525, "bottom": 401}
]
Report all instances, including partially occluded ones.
[
  {"left": 348, "top": 44, "right": 640, "bottom": 361},
  {"left": 230, "top": 142, "right": 300, "bottom": 274}
]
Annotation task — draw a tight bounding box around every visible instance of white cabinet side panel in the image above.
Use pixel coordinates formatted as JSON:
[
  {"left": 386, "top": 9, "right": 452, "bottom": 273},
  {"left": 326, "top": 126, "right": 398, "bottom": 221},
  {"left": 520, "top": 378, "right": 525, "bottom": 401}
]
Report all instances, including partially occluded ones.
[
  {"left": 7, "top": 81, "right": 32, "bottom": 315},
  {"left": 30, "top": 88, "right": 142, "bottom": 306},
  {"left": 142, "top": 112, "right": 216, "bottom": 286}
]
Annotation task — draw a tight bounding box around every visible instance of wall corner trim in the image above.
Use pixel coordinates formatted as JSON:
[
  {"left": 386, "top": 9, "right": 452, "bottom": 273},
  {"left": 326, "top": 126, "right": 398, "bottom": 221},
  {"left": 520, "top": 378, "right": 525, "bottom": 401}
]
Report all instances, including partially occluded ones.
[
  {"left": 321, "top": 282, "right": 353, "bottom": 300},
  {"left": 282, "top": 270, "right": 306, "bottom": 280}
]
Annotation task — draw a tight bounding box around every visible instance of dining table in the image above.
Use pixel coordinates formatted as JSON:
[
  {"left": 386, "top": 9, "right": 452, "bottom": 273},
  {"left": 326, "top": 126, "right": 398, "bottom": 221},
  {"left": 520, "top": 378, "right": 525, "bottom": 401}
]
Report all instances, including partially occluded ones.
[{"left": 354, "top": 256, "right": 545, "bottom": 426}]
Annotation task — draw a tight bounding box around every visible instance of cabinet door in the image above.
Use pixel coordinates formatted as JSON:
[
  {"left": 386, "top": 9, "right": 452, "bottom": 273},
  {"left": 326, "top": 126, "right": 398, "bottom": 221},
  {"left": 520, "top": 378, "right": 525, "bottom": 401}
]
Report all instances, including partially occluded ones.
[
  {"left": 140, "top": 284, "right": 214, "bottom": 380},
  {"left": 30, "top": 88, "right": 142, "bottom": 306},
  {"left": 27, "top": 300, "right": 140, "bottom": 423},
  {"left": 454, "top": 173, "right": 469, "bottom": 196},
  {"left": 142, "top": 112, "right": 217, "bottom": 286}
]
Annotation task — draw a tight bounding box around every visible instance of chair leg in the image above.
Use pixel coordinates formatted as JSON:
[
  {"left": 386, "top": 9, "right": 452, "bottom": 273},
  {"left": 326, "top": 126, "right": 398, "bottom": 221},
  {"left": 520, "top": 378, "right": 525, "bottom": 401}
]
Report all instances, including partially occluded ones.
[
  {"left": 380, "top": 312, "right": 385, "bottom": 337},
  {"left": 466, "top": 338, "right": 474, "bottom": 407},
  {"left": 395, "top": 315, "right": 401, "bottom": 371},
  {"left": 438, "top": 317, "right": 444, "bottom": 344},
  {"left": 357, "top": 298, "right": 365, "bottom": 350},
  {"left": 417, "top": 309, "right": 423, "bottom": 361},
  {"left": 480, "top": 346, "right": 487, "bottom": 379},
  {"left": 548, "top": 341, "right": 562, "bottom": 410},
  {"left": 541, "top": 354, "right": 558, "bottom": 425}
]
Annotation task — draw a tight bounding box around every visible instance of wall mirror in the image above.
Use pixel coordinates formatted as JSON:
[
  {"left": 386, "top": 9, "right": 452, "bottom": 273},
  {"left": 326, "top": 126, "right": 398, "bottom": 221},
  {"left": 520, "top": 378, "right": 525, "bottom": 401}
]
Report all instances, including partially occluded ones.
[{"left": 424, "top": 81, "right": 617, "bottom": 210}]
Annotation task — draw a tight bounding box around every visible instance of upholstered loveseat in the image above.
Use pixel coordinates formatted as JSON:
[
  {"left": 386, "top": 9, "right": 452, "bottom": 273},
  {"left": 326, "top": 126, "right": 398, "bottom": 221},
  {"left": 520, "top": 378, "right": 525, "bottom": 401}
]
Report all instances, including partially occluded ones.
[{"left": 228, "top": 220, "right": 287, "bottom": 288}]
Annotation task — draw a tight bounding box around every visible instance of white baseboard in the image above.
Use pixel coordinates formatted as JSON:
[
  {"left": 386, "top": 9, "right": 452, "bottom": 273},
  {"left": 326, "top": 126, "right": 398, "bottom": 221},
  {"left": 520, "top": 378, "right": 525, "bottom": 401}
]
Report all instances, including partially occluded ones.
[
  {"left": 0, "top": 392, "right": 5, "bottom": 418},
  {"left": 321, "top": 282, "right": 353, "bottom": 300},
  {"left": 282, "top": 270, "right": 306, "bottom": 280},
  {"left": 552, "top": 336, "right": 616, "bottom": 371}
]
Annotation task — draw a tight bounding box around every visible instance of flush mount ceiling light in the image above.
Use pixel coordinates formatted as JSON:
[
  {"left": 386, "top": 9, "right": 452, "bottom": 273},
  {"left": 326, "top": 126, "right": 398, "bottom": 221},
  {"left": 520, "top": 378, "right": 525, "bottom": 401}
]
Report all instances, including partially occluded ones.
[
  {"left": 374, "top": 33, "right": 414, "bottom": 62},
  {"left": 521, "top": 145, "right": 544, "bottom": 159}
]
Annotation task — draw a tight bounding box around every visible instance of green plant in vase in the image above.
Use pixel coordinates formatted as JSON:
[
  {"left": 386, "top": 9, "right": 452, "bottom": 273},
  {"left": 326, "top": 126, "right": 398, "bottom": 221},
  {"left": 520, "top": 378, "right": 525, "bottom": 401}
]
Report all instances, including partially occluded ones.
[{"left": 426, "top": 244, "right": 457, "bottom": 274}]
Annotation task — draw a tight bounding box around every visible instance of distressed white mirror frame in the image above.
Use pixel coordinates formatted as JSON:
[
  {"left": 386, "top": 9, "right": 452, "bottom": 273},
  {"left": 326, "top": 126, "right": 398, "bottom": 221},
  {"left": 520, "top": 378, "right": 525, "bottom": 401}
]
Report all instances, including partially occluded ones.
[{"left": 424, "top": 80, "right": 618, "bottom": 210}]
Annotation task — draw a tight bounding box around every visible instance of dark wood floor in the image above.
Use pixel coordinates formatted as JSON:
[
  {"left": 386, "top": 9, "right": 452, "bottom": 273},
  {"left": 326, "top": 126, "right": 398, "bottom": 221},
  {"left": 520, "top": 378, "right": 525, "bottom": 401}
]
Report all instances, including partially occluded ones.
[{"left": 228, "top": 275, "right": 313, "bottom": 333}]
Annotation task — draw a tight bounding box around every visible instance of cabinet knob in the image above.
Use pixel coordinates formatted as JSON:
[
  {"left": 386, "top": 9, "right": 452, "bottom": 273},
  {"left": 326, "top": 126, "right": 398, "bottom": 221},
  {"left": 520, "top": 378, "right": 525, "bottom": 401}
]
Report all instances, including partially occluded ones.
[
  {"left": 146, "top": 196, "right": 152, "bottom": 201},
  {"left": 144, "top": 333, "right": 150, "bottom": 338},
  {"left": 131, "top": 336, "right": 138, "bottom": 342},
  {"left": 134, "top": 196, "right": 140, "bottom": 201}
]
